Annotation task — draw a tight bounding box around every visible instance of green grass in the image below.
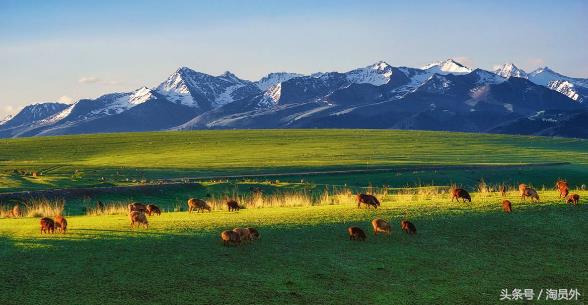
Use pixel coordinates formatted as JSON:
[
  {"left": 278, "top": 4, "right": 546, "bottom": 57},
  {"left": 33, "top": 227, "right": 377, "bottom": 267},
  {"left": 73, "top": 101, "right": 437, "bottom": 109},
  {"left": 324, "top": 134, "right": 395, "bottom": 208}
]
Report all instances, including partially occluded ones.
[
  {"left": 1, "top": 190, "right": 586, "bottom": 305},
  {"left": 1, "top": 130, "right": 586, "bottom": 304},
  {"left": 1, "top": 129, "right": 588, "bottom": 192}
]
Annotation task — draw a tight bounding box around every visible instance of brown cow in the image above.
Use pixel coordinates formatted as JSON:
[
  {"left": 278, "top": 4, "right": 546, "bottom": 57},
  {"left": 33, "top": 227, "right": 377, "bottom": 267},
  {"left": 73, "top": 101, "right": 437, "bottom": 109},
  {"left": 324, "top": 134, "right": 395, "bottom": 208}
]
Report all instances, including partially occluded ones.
[
  {"left": 566, "top": 194, "right": 580, "bottom": 205},
  {"left": 371, "top": 218, "right": 391, "bottom": 236},
  {"left": 247, "top": 227, "right": 260, "bottom": 240},
  {"left": 555, "top": 179, "right": 569, "bottom": 198},
  {"left": 232, "top": 228, "right": 251, "bottom": 242},
  {"left": 347, "top": 226, "right": 367, "bottom": 241},
  {"left": 356, "top": 194, "right": 380, "bottom": 209},
  {"left": 54, "top": 215, "right": 68, "bottom": 233},
  {"left": 146, "top": 204, "right": 161, "bottom": 216},
  {"left": 129, "top": 211, "right": 149, "bottom": 229},
  {"left": 522, "top": 188, "right": 540, "bottom": 202},
  {"left": 40, "top": 217, "right": 55, "bottom": 234},
  {"left": 220, "top": 230, "right": 241, "bottom": 246},
  {"left": 518, "top": 184, "right": 527, "bottom": 198},
  {"left": 128, "top": 202, "right": 147, "bottom": 213},
  {"left": 187, "top": 198, "right": 211, "bottom": 213},
  {"left": 400, "top": 220, "right": 416, "bottom": 235},
  {"left": 451, "top": 188, "right": 471, "bottom": 202},
  {"left": 226, "top": 200, "right": 241, "bottom": 212},
  {"left": 502, "top": 200, "right": 512, "bottom": 213}
]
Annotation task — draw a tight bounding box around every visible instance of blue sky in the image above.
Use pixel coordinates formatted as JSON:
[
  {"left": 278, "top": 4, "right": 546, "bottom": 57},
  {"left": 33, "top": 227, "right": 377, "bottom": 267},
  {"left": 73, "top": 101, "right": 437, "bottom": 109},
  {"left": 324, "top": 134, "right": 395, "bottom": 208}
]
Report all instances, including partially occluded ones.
[{"left": 0, "top": 0, "right": 587, "bottom": 117}]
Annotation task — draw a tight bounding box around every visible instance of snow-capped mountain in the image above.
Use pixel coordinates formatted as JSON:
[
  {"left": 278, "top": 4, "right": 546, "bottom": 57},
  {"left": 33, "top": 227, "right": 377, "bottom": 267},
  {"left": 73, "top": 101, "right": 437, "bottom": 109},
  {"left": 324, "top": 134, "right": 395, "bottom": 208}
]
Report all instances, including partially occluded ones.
[
  {"left": 422, "top": 59, "right": 473, "bottom": 75},
  {"left": 527, "top": 67, "right": 588, "bottom": 103},
  {"left": 46, "top": 87, "right": 156, "bottom": 124},
  {"left": 493, "top": 63, "right": 528, "bottom": 79},
  {"left": 156, "top": 67, "right": 261, "bottom": 110},
  {"left": 469, "top": 69, "right": 506, "bottom": 84},
  {"left": 528, "top": 67, "right": 588, "bottom": 88},
  {"left": 0, "top": 102, "right": 68, "bottom": 128},
  {"left": 2, "top": 59, "right": 587, "bottom": 138},
  {"left": 254, "top": 72, "right": 303, "bottom": 91},
  {"left": 345, "top": 61, "right": 395, "bottom": 86}
]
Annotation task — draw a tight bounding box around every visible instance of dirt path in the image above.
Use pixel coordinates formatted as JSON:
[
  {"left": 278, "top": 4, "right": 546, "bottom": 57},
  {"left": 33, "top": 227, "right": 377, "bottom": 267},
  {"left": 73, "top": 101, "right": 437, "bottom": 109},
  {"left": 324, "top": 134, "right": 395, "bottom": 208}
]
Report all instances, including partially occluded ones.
[{"left": 0, "top": 162, "right": 569, "bottom": 203}]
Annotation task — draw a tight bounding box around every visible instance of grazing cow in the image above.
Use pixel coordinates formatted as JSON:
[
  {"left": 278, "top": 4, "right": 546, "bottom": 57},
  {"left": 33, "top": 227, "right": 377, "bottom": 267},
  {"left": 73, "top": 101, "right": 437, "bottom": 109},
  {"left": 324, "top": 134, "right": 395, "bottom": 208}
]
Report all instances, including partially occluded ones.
[
  {"left": 128, "top": 202, "right": 147, "bottom": 213},
  {"left": 129, "top": 211, "right": 149, "bottom": 229},
  {"left": 555, "top": 179, "right": 569, "bottom": 198},
  {"left": 400, "top": 220, "right": 417, "bottom": 235},
  {"left": 54, "top": 215, "right": 68, "bottom": 233},
  {"left": 502, "top": 200, "right": 512, "bottom": 213},
  {"left": 522, "top": 188, "right": 540, "bottom": 202},
  {"left": 371, "top": 218, "right": 391, "bottom": 236},
  {"left": 226, "top": 200, "right": 241, "bottom": 212},
  {"left": 356, "top": 194, "right": 380, "bottom": 209},
  {"left": 451, "top": 188, "right": 471, "bottom": 202},
  {"left": 11, "top": 204, "right": 22, "bottom": 218},
  {"left": 146, "top": 204, "right": 161, "bottom": 216},
  {"left": 40, "top": 217, "right": 55, "bottom": 234},
  {"left": 566, "top": 194, "right": 580, "bottom": 205},
  {"left": 247, "top": 227, "right": 260, "bottom": 240},
  {"left": 220, "top": 230, "right": 241, "bottom": 246},
  {"left": 347, "top": 226, "right": 367, "bottom": 241},
  {"left": 232, "top": 228, "right": 251, "bottom": 242},
  {"left": 187, "top": 198, "right": 211, "bottom": 213},
  {"left": 518, "top": 184, "right": 528, "bottom": 198}
]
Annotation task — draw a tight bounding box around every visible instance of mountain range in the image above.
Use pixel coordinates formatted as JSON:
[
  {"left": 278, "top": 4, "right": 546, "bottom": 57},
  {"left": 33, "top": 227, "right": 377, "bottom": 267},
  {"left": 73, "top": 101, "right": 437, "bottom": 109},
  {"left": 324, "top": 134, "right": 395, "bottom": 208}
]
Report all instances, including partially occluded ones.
[{"left": 2, "top": 59, "right": 587, "bottom": 138}]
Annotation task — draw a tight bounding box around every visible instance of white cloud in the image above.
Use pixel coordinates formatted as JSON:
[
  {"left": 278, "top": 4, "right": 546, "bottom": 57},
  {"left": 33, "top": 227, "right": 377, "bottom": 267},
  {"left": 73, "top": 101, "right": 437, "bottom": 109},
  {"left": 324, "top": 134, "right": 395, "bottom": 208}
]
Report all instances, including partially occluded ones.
[
  {"left": 78, "top": 76, "right": 101, "bottom": 84},
  {"left": 1, "top": 104, "right": 22, "bottom": 120},
  {"left": 527, "top": 58, "right": 545, "bottom": 69},
  {"left": 58, "top": 96, "right": 74, "bottom": 104},
  {"left": 454, "top": 56, "right": 475, "bottom": 68},
  {"left": 78, "top": 76, "right": 122, "bottom": 85}
]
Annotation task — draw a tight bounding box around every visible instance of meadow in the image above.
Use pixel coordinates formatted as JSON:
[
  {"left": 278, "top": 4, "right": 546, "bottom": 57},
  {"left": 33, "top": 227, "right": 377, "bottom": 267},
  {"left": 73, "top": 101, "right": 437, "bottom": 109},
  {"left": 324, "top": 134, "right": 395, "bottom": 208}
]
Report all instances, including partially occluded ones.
[
  {"left": 0, "top": 129, "right": 587, "bottom": 304},
  {"left": 1, "top": 129, "right": 587, "bottom": 193},
  {"left": 1, "top": 190, "right": 586, "bottom": 305}
]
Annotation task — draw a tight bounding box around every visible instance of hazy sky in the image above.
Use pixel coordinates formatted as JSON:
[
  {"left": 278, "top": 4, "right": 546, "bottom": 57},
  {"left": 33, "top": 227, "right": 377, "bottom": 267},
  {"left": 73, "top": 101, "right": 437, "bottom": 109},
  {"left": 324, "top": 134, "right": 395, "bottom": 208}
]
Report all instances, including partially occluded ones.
[{"left": 1, "top": 0, "right": 587, "bottom": 117}]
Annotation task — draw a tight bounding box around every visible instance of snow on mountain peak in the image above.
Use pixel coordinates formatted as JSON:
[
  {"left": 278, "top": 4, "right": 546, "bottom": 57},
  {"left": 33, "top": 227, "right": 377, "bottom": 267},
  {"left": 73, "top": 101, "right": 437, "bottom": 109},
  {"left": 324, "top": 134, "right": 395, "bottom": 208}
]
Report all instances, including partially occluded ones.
[
  {"left": 129, "top": 87, "right": 155, "bottom": 105},
  {"left": 88, "top": 88, "right": 156, "bottom": 117},
  {"left": 372, "top": 61, "right": 392, "bottom": 71},
  {"left": 0, "top": 114, "right": 14, "bottom": 125},
  {"left": 156, "top": 67, "right": 203, "bottom": 107},
  {"left": 493, "top": 63, "right": 528, "bottom": 79},
  {"left": 528, "top": 67, "right": 566, "bottom": 86},
  {"left": 255, "top": 72, "right": 303, "bottom": 91},
  {"left": 345, "top": 61, "right": 395, "bottom": 86},
  {"left": 548, "top": 80, "right": 583, "bottom": 102},
  {"left": 258, "top": 83, "right": 283, "bottom": 108},
  {"left": 528, "top": 66, "right": 588, "bottom": 92},
  {"left": 472, "top": 69, "right": 506, "bottom": 84},
  {"left": 422, "top": 59, "right": 472, "bottom": 74}
]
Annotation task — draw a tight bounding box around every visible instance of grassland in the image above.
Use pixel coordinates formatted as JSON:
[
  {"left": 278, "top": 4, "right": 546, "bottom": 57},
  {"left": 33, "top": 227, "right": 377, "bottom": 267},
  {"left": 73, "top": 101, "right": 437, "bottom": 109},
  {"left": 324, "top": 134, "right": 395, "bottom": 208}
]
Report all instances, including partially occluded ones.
[
  {"left": 1, "top": 190, "right": 586, "bottom": 305},
  {"left": 1, "top": 129, "right": 587, "bottom": 193},
  {"left": 0, "top": 129, "right": 587, "bottom": 304}
]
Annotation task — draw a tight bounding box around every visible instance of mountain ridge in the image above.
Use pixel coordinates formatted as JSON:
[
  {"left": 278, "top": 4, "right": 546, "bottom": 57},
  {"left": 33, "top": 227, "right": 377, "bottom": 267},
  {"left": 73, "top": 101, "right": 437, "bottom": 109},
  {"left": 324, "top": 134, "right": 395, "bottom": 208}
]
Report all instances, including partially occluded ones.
[{"left": 2, "top": 59, "right": 587, "bottom": 138}]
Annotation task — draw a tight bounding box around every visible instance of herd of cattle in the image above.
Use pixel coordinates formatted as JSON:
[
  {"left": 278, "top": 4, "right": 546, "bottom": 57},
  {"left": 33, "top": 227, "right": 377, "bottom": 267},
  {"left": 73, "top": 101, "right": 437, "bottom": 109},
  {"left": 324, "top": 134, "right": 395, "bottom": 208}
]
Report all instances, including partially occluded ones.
[{"left": 34, "top": 179, "right": 581, "bottom": 245}]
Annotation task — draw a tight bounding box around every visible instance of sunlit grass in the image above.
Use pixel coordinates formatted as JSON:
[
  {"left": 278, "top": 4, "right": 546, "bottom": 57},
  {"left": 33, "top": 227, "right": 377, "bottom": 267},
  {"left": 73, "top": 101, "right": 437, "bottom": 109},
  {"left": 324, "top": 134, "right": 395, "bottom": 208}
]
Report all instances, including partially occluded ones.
[
  {"left": 0, "top": 189, "right": 586, "bottom": 305},
  {"left": 1, "top": 130, "right": 587, "bottom": 192}
]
